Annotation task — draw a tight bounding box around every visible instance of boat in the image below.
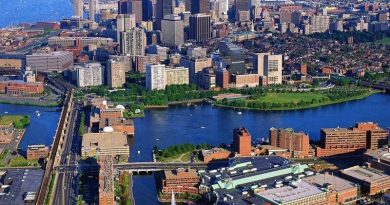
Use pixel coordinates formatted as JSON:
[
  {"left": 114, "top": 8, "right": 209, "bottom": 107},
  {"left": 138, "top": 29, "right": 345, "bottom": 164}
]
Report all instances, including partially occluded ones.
[
  {"left": 156, "top": 138, "right": 159, "bottom": 141},
  {"left": 137, "top": 150, "right": 141, "bottom": 154},
  {"left": 201, "top": 126, "right": 205, "bottom": 129},
  {"left": 4, "top": 112, "right": 8, "bottom": 114},
  {"left": 237, "top": 112, "right": 242, "bottom": 115},
  {"left": 37, "top": 113, "right": 41, "bottom": 117}
]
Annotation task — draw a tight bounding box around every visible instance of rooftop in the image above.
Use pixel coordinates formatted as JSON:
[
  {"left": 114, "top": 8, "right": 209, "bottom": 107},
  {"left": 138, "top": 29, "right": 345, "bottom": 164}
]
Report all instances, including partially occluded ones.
[
  {"left": 164, "top": 168, "right": 199, "bottom": 180},
  {"left": 341, "top": 166, "right": 390, "bottom": 183},
  {"left": 303, "top": 173, "right": 356, "bottom": 192},
  {"left": 82, "top": 132, "right": 128, "bottom": 149}
]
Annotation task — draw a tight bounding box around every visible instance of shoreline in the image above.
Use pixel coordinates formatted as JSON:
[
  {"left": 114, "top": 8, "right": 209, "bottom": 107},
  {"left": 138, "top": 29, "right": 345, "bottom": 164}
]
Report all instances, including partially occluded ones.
[
  {"left": 0, "top": 99, "right": 61, "bottom": 107},
  {"left": 212, "top": 91, "right": 381, "bottom": 112}
]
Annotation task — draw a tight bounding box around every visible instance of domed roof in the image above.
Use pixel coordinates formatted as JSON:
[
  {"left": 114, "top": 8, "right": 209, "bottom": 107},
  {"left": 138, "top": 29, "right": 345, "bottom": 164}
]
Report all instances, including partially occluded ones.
[
  {"left": 103, "top": 126, "right": 114, "bottom": 133},
  {"left": 116, "top": 104, "right": 125, "bottom": 110}
]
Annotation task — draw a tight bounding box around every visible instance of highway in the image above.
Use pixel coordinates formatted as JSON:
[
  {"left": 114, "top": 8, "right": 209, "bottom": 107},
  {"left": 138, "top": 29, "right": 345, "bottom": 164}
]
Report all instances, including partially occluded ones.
[{"left": 53, "top": 101, "right": 81, "bottom": 205}]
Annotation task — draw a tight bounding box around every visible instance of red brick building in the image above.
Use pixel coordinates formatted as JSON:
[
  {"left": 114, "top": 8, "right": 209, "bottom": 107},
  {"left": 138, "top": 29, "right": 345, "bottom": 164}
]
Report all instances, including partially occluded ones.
[
  {"left": 27, "top": 145, "right": 49, "bottom": 160},
  {"left": 269, "top": 128, "right": 310, "bottom": 158},
  {"left": 0, "top": 81, "right": 44, "bottom": 96},
  {"left": 161, "top": 168, "right": 199, "bottom": 198},
  {"left": 316, "top": 122, "right": 389, "bottom": 157},
  {"left": 201, "top": 148, "right": 231, "bottom": 163},
  {"left": 216, "top": 69, "right": 229, "bottom": 89},
  {"left": 233, "top": 127, "right": 252, "bottom": 156}
]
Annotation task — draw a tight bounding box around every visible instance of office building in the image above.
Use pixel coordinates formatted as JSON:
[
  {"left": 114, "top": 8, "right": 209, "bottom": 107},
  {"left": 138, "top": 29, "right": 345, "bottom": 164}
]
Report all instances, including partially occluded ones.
[
  {"left": 233, "top": 127, "right": 252, "bottom": 156},
  {"left": 120, "top": 27, "right": 146, "bottom": 56},
  {"left": 26, "top": 51, "right": 74, "bottom": 72},
  {"left": 253, "top": 53, "right": 283, "bottom": 85},
  {"left": 129, "top": 0, "right": 143, "bottom": 24},
  {"left": 73, "top": 0, "right": 84, "bottom": 19},
  {"left": 155, "top": 0, "right": 175, "bottom": 29},
  {"left": 76, "top": 63, "right": 103, "bottom": 87},
  {"left": 180, "top": 57, "right": 212, "bottom": 84},
  {"left": 341, "top": 166, "right": 390, "bottom": 195},
  {"left": 191, "top": 0, "right": 209, "bottom": 14},
  {"left": 116, "top": 14, "right": 136, "bottom": 41},
  {"left": 269, "top": 128, "right": 310, "bottom": 158},
  {"left": 98, "top": 155, "right": 114, "bottom": 205},
  {"left": 27, "top": 145, "right": 49, "bottom": 160},
  {"left": 309, "top": 15, "right": 330, "bottom": 34},
  {"left": 316, "top": 122, "right": 389, "bottom": 157},
  {"left": 107, "top": 59, "right": 126, "bottom": 88},
  {"left": 161, "top": 168, "right": 199, "bottom": 199},
  {"left": 81, "top": 132, "right": 130, "bottom": 158},
  {"left": 89, "top": 0, "right": 98, "bottom": 22},
  {"left": 134, "top": 54, "right": 160, "bottom": 73},
  {"left": 161, "top": 15, "right": 184, "bottom": 47},
  {"left": 146, "top": 64, "right": 166, "bottom": 90},
  {"left": 118, "top": 0, "right": 130, "bottom": 14},
  {"left": 48, "top": 37, "right": 114, "bottom": 48},
  {"left": 231, "top": 74, "right": 259, "bottom": 88},
  {"left": 216, "top": 68, "right": 229, "bottom": 89},
  {"left": 189, "top": 14, "right": 211, "bottom": 43}
]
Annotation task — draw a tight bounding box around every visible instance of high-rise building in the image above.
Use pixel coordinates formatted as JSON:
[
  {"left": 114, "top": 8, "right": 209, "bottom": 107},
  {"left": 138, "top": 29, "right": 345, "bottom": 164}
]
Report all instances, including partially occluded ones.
[
  {"left": 189, "top": 14, "right": 211, "bottom": 42},
  {"left": 118, "top": 0, "right": 130, "bottom": 14},
  {"left": 233, "top": 127, "right": 252, "bottom": 156},
  {"left": 269, "top": 128, "right": 310, "bottom": 158},
  {"left": 309, "top": 15, "right": 330, "bottom": 34},
  {"left": 146, "top": 64, "right": 166, "bottom": 90},
  {"left": 129, "top": 0, "right": 143, "bottom": 24},
  {"left": 73, "top": 0, "right": 84, "bottom": 19},
  {"left": 89, "top": 0, "right": 98, "bottom": 22},
  {"left": 107, "top": 59, "right": 126, "bottom": 88},
  {"left": 234, "top": 0, "right": 250, "bottom": 11},
  {"left": 76, "top": 63, "right": 103, "bottom": 87},
  {"left": 116, "top": 14, "right": 136, "bottom": 41},
  {"left": 120, "top": 27, "right": 146, "bottom": 56},
  {"left": 253, "top": 53, "right": 283, "bottom": 85},
  {"left": 165, "top": 67, "right": 189, "bottom": 86},
  {"left": 216, "top": 0, "right": 228, "bottom": 18},
  {"left": 191, "top": 0, "right": 210, "bottom": 14},
  {"left": 161, "top": 15, "right": 184, "bottom": 47},
  {"left": 155, "top": 0, "right": 175, "bottom": 29}
]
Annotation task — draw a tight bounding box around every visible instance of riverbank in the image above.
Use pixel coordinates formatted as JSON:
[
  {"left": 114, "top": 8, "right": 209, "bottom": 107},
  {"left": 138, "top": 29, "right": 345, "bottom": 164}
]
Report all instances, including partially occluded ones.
[
  {"left": 214, "top": 90, "right": 380, "bottom": 111},
  {"left": 0, "top": 96, "right": 61, "bottom": 107}
]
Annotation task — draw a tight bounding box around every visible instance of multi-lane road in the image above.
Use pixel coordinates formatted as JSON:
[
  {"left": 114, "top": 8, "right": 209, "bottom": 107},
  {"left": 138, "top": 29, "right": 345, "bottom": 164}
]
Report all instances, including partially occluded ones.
[{"left": 53, "top": 101, "right": 81, "bottom": 205}]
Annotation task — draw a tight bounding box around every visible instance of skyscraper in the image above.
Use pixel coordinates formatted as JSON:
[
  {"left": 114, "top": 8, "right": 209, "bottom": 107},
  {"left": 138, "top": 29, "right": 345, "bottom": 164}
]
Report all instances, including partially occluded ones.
[
  {"left": 146, "top": 64, "right": 166, "bottom": 90},
  {"left": 253, "top": 53, "right": 283, "bottom": 85},
  {"left": 116, "top": 14, "right": 136, "bottom": 41},
  {"left": 191, "top": 0, "right": 210, "bottom": 14},
  {"left": 118, "top": 0, "right": 130, "bottom": 14},
  {"left": 161, "top": 15, "right": 184, "bottom": 47},
  {"left": 107, "top": 59, "right": 126, "bottom": 88},
  {"left": 155, "top": 0, "right": 175, "bottom": 29},
  {"left": 120, "top": 27, "right": 146, "bottom": 56},
  {"left": 129, "top": 0, "right": 143, "bottom": 24},
  {"left": 189, "top": 14, "right": 211, "bottom": 43},
  {"left": 73, "top": 0, "right": 84, "bottom": 19},
  {"left": 76, "top": 63, "right": 103, "bottom": 87},
  {"left": 89, "top": 0, "right": 98, "bottom": 22}
]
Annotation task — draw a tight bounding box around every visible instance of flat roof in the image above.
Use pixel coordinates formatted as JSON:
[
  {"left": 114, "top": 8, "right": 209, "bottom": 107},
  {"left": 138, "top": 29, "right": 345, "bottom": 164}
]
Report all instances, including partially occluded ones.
[
  {"left": 303, "top": 173, "right": 356, "bottom": 192},
  {"left": 82, "top": 132, "right": 128, "bottom": 149},
  {"left": 164, "top": 169, "right": 198, "bottom": 180},
  {"left": 257, "top": 181, "right": 324, "bottom": 203},
  {"left": 341, "top": 166, "right": 390, "bottom": 183}
]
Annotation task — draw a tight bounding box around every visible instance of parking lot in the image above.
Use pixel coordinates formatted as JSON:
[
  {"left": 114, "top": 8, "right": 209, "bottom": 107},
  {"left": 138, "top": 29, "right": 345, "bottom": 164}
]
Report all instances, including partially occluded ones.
[{"left": 0, "top": 168, "right": 44, "bottom": 205}]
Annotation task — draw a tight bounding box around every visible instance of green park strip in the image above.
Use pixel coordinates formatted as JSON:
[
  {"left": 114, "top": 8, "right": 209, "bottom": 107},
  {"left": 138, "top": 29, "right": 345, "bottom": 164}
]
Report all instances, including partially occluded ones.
[
  {"left": 0, "top": 115, "right": 30, "bottom": 128},
  {"left": 0, "top": 99, "right": 60, "bottom": 107},
  {"left": 154, "top": 144, "right": 210, "bottom": 163},
  {"left": 375, "top": 37, "right": 390, "bottom": 45},
  {"left": 214, "top": 89, "right": 378, "bottom": 111}
]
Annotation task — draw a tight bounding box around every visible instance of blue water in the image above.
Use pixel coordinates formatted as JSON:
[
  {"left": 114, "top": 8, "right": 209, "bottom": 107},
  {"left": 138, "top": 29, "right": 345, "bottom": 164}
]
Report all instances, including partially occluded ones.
[
  {"left": 0, "top": 104, "right": 60, "bottom": 150},
  {"left": 0, "top": 0, "right": 72, "bottom": 28}
]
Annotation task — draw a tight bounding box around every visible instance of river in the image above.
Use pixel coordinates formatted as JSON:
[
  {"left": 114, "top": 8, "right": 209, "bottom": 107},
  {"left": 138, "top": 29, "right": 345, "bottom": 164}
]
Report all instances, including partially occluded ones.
[
  {"left": 1, "top": 94, "right": 390, "bottom": 204},
  {"left": 0, "top": 0, "right": 72, "bottom": 28}
]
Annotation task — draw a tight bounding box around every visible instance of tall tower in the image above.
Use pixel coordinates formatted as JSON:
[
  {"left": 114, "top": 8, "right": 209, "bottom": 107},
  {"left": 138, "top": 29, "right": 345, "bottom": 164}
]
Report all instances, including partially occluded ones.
[
  {"left": 73, "top": 0, "right": 84, "bottom": 19},
  {"left": 189, "top": 14, "right": 211, "bottom": 43},
  {"left": 129, "top": 0, "right": 143, "bottom": 25},
  {"left": 191, "top": 0, "right": 210, "bottom": 14},
  {"left": 118, "top": 0, "right": 130, "bottom": 14},
  {"left": 161, "top": 15, "right": 184, "bottom": 47},
  {"left": 89, "top": 0, "right": 98, "bottom": 22}
]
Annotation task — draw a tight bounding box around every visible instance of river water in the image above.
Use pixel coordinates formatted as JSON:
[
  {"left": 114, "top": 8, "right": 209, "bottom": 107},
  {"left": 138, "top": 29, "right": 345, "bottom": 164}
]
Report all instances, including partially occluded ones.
[{"left": 1, "top": 94, "right": 390, "bottom": 204}]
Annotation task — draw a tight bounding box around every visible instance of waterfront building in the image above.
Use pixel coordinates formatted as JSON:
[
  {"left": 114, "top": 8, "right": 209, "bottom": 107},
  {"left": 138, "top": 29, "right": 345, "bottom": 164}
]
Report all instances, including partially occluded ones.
[
  {"left": 233, "top": 127, "right": 252, "bottom": 157},
  {"left": 341, "top": 166, "right": 390, "bottom": 196},
  {"left": 198, "top": 68, "right": 216, "bottom": 90},
  {"left": 161, "top": 168, "right": 199, "bottom": 199},
  {"left": 165, "top": 67, "right": 189, "bottom": 86},
  {"left": 0, "top": 81, "right": 44, "bottom": 96},
  {"left": 120, "top": 27, "right": 147, "bottom": 56},
  {"left": 231, "top": 73, "right": 260, "bottom": 88},
  {"left": 26, "top": 51, "right": 74, "bottom": 73},
  {"left": 161, "top": 15, "right": 184, "bottom": 47},
  {"left": 98, "top": 155, "right": 115, "bottom": 205},
  {"left": 269, "top": 128, "right": 310, "bottom": 158},
  {"left": 201, "top": 148, "right": 231, "bottom": 163},
  {"left": 316, "top": 122, "right": 389, "bottom": 157},
  {"left": 253, "top": 53, "right": 283, "bottom": 85},
  {"left": 76, "top": 63, "right": 103, "bottom": 87},
  {"left": 189, "top": 14, "right": 211, "bottom": 43},
  {"left": 106, "top": 59, "right": 126, "bottom": 88},
  {"left": 81, "top": 132, "right": 130, "bottom": 158},
  {"left": 27, "top": 145, "right": 49, "bottom": 160},
  {"left": 180, "top": 57, "right": 212, "bottom": 84},
  {"left": 48, "top": 37, "right": 114, "bottom": 48},
  {"left": 146, "top": 64, "right": 166, "bottom": 91},
  {"left": 215, "top": 69, "right": 229, "bottom": 89}
]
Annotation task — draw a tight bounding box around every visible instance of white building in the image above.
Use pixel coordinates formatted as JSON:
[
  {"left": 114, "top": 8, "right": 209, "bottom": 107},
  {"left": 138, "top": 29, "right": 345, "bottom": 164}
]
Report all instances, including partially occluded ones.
[
  {"left": 146, "top": 64, "right": 166, "bottom": 90},
  {"left": 73, "top": 0, "right": 83, "bottom": 19},
  {"left": 253, "top": 53, "right": 283, "bottom": 85},
  {"left": 77, "top": 63, "right": 103, "bottom": 87}
]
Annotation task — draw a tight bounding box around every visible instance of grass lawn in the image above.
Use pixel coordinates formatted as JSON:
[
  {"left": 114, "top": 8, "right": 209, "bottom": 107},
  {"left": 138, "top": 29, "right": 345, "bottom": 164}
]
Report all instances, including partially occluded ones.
[
  {"left": 250, "top": 92, "right": 328, "bottom": 104},
  {"left": 375, "top": 37, "right": 390, "bottom": 45},
  {"left": 0, "top": 115, "right": 24, "bottom": 126},
  {"left": 9, "top": 156, "right": 39, "bottom": 167}
]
